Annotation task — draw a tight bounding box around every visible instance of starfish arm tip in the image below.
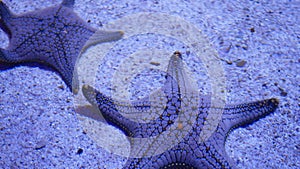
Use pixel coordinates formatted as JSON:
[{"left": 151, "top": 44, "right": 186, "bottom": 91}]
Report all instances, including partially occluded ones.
[
  {"left": 82, "top": 85, "right": 98, "bottom": 105},
  {"left": 271, "top": 97, "right": 280, "bottom": 106},
  {"left": 119, "top": 30, "right": 125, "bottom": 36}
]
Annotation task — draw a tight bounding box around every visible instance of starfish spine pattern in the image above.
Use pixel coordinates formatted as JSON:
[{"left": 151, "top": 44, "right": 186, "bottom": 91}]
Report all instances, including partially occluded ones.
[
  {"left": 0, "top": 0, "right": 123, "bottom": 93},
  {"left": 82, "top": 51, "right": 279, "bottom": 169}
]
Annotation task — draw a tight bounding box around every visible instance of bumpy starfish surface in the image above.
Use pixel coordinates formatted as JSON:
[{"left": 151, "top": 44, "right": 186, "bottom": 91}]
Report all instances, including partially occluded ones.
[
  {"left": 0, "top": 0, "right": 123, "bottom": 93},
  {"left": 82, "top": 51, "right": 279, "bottom": 169}
]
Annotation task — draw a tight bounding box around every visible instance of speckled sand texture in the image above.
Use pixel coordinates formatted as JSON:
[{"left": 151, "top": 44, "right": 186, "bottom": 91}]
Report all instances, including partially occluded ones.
[{"left": 0, "top": 0, "right": 299, "bottom": 168}]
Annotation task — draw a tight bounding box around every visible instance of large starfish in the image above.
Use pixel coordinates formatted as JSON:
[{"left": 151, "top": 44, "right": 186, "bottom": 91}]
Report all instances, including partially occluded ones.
[
  {"left": 0, "top": 0, "right": 123, "bottom": 93},
  {"left": 82, "top": 51, "right": 279, "bottom": 169}
]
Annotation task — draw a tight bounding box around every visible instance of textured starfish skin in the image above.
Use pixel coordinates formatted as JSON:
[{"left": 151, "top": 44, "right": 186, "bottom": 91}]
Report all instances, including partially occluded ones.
[
  {"left": 0, "top": 0, "right": 123, "bottom": 92},
  {"left": 82, "top": 52, "right": 279, "bottom": 169}
]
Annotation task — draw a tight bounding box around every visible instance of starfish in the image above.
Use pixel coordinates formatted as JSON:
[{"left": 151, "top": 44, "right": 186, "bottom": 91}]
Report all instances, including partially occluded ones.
[
  {"left": 0, "top": 0, "right": 123, "bottom": 93},
  {"left": 82, "top": 51, "right": 279, "bottom": 169}
]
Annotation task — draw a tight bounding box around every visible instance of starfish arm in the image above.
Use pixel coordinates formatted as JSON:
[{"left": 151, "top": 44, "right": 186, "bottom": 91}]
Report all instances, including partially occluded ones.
[
  {"left": 81, "top": 30, "right": 124, "bottom": 53},
  {"left": 81, "top": 85, "right": 143, "bottom": 137},
  {"left": 82, "top": 84, "right": 183, "bottom": 138},
  {"left": 221, "top": 98, "right": 279, "bottom": 132},
  {"left": 61, "top": 0, "right": 75, "bottom": 8},
  {"left": 82, "top": 85, "right": 155, "bottom": 115}
]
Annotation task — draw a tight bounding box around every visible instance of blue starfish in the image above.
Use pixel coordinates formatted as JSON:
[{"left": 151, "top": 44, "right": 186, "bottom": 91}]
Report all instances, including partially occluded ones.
[
  {"left": 0, "top": 0, "right": 123, "bottom": 93},
  {"left": 82, "top": 51, "right": 279, "bottom": 169}
]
